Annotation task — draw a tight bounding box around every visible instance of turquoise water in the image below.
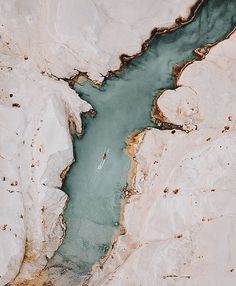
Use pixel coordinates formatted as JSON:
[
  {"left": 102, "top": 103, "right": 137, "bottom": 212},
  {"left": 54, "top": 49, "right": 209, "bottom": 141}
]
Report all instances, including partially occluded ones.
[{"left": 52, "top": 0, "right": 236, "bottom": 281}]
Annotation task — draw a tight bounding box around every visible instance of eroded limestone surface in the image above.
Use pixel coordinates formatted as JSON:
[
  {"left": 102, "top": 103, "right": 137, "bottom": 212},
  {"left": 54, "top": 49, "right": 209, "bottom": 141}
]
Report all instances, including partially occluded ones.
[
  {"left": 0, "top": 51, "right": 91, "bottom": 285},
  {"left": 0, "top": 0, "right": 198, "bottom": 82},
  {"left": 88, "top": 31, "right": 236, "bottom": 286}
]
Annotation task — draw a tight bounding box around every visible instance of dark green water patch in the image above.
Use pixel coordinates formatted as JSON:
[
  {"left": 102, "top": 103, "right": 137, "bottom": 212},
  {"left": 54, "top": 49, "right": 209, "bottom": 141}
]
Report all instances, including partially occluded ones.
[{"left": 50, "top": 0, "right": 236, "bottom": 283}]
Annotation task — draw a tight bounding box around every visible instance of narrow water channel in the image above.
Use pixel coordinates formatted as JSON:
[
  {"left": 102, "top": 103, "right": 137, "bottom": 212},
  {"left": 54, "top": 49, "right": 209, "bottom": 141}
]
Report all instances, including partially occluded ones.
[{"left": 49, "top": 0, "right": 236, "bottom": 282}]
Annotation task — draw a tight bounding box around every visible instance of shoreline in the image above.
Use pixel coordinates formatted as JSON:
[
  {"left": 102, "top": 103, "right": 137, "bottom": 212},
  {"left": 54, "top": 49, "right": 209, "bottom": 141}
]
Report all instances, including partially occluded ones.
[
  {"left": 87, "top": 25, "right": 236, "bottom": 286},
  {"left": 86, "top": 26, "right": 236, "bottom": 285},
  {"left": 2, "top": 0, "right": 235, "bottom": 285},
  {"left": 68, "top": 0, "right": 205, "bottom": 89}
]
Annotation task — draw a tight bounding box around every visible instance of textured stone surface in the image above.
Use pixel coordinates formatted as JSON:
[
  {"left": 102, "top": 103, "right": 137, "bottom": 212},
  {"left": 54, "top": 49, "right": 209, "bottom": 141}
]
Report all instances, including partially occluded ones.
[
  {"left": 88, "top": 31, "right": 236, "bottom": 286},
  {"left": 0, "top": 53, "right": 91, "bottom": 285},
  {"left": 0, "top": 0, "right": 197, "bottom": 82}
]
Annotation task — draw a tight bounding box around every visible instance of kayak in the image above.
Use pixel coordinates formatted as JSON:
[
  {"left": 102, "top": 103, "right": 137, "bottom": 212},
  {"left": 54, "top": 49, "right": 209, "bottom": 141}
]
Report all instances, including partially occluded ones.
[{"left": 97, "top": 148, "right": 109, "bottom": 170}]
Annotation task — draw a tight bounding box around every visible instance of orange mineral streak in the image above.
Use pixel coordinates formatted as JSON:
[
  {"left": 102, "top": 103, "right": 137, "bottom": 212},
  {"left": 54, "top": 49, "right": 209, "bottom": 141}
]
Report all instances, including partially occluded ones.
[
  {"left": 152, "top": 99, "right": 169, "bottom": 124},
  {"left": 12, "top": 240, "right": 48, "bottom": 286},
  {"left": 14, "top": 274, "right": 54, "bottom": 286},
  {"left": 126, "top": 130, "right": 146, "bottom": 190}
]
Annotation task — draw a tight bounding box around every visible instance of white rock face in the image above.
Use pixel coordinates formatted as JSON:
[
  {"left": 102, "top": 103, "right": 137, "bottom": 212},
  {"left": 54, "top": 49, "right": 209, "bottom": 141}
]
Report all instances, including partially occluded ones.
[
  {"left": 0, "top": 1, "right": 200, "bottom": 285},
  {"left": 0, "top": 0, "right": 197, "bottom": 82},
  {"left": 89, "top": 32, "right": 236, "bottom": 286},
  {"left": 0, "top": 51, "right": 91, "bottom": 285}
]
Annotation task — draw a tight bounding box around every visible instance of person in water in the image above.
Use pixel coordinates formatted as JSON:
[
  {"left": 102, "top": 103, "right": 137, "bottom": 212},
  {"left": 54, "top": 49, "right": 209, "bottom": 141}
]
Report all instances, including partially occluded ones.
[{"left": 102, "top": 153, "right": 107, "bottom": 160}]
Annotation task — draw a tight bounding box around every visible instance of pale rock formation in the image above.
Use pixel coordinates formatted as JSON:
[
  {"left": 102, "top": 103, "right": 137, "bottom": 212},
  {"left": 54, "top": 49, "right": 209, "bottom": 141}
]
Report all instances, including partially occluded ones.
[
  {"left": 0, "top": 0, "right": 198, "bottom": 82},
  {"left": 88, "top": 31, "right": 236, "bottom": 286},
  {"left": 0, "top": 50, "right": 91, "bottom": 285}
]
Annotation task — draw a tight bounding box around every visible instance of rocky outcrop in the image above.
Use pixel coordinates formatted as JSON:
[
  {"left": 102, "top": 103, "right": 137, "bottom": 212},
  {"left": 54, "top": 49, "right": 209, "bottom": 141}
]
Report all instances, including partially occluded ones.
[
  {"left": 0, "top": 51, "right": 91, "bottom": 285},
  {"left": 88, "top": 31, "right": 236, "bottom": 286},
  {"left": 0, "top": 0, "right": 198, "bottom": 82}
]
